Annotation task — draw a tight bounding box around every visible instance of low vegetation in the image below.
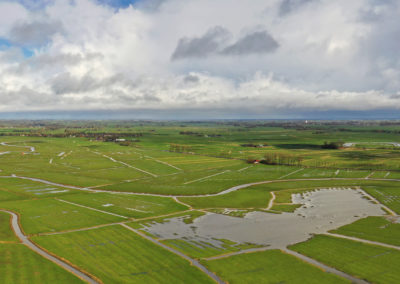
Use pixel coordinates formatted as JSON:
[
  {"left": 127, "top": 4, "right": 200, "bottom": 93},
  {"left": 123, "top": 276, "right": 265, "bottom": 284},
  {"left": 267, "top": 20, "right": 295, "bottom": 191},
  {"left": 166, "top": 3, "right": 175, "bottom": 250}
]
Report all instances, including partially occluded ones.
[
  {"left": 203, "top": 249, "right": 350, "bottom": 284},
  {"left": 290, "top": 235, "right": 400, "bottom": 284}
]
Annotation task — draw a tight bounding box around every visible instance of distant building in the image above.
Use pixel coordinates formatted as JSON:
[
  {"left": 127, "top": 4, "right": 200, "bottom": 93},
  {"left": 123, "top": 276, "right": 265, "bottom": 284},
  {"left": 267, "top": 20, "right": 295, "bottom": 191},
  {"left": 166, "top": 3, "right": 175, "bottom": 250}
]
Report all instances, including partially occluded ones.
[{"left": 115, "top": 138, "right": 126, "bottom": 142}]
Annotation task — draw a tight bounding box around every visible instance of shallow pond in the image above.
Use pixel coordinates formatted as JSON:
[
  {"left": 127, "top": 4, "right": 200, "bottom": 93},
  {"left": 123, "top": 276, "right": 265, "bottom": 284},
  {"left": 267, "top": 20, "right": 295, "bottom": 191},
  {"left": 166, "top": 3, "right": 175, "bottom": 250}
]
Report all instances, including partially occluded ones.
[{"left": 142, "top": 188, "right": 385, "bottom": 248}]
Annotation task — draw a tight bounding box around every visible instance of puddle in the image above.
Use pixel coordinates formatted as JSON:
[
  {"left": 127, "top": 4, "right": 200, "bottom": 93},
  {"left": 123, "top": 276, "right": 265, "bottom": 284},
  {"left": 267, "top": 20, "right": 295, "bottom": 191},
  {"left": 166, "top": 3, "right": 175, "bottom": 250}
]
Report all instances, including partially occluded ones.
[{"left": 142, "top": 188, "right": 385, "bottom": 249}]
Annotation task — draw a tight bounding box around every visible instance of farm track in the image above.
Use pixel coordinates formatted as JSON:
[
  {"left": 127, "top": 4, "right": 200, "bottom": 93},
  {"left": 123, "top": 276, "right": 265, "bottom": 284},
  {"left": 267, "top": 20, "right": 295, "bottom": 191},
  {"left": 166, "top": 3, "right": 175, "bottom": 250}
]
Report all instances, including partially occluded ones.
[
  {"left": 0, "top": 210, "right": 99, "bottom": 284},
  {"left": 203, "top": 246, "right": 272, "bottom": 261},
  {"left": 99, "top": 153, "right": 158, "bottom": 177},
  {"left": 324, "top": 233, "right": 400, "bottom": 251}
]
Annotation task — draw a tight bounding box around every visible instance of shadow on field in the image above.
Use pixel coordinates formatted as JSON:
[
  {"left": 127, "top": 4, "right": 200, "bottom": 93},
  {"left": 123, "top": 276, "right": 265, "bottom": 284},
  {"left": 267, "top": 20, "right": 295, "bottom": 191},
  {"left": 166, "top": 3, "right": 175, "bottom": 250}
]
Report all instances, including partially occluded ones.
[
  {"left": 274, "top": 144, "right": 322, "bottom": 150},
  {"left": 335, "top": 151, "right": 378, "bottom": 160}
]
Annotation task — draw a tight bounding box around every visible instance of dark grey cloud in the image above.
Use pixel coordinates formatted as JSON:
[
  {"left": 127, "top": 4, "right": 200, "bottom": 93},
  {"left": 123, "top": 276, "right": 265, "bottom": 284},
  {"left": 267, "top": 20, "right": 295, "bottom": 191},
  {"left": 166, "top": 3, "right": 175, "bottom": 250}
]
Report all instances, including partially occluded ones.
[
  {"left": 50, "top": 72, "right": 138, "bottom": 95},
  {"left": 171, "top": 27, "right": 278, "bottom": 60},
  {"left": 279, "top": 0, "right": 315, "bottom": 16},
  {"left": 171, "top": 26, "right": 231, "bottom": 60},
  {"left": 9, "top": 20, "right": 64, "bottom": 46},
  {"left": 221, "top": 31, "right": 279, "bottom": 55},
  {"left": 50, "top": 73, "right": 99, "bottom": 95},
  {"left": 183, "top": 74, "right": 200, "bottom": 84}
]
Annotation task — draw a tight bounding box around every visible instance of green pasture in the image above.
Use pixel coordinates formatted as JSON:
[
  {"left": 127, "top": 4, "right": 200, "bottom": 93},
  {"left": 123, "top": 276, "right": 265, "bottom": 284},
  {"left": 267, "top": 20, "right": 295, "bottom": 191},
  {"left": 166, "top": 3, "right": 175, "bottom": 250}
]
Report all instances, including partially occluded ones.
[
  {"left": 290, "top": 234, "right": 400, "bottom": 284},
  {"left": 59, "top": 192, "right": 188, "bottom": 218},
  {"left": 0, "top": 211, "right": 17, "bottom": 242},
  {"left": 33, "top": 225, "right": 214, "bottom": 284},
  {"left": 332, "top": 216, "right": 400, "bottom": 246},
  {"left": 0, "top": 198, "right": 123, "bottom": 235},
  {"left": 0, "top": 244, "right": 83, "bottom": 283},
  {"left": 203, "top": 249, "right": 349, "bottom": 284},
  {"left": 179, "top": 183, "right": 273, "bottom": 209}
]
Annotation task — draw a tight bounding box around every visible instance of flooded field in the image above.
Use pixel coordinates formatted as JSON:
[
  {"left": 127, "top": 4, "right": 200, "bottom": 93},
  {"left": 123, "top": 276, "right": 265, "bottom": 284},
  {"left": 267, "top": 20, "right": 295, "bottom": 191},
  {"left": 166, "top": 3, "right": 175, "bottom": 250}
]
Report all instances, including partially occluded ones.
[{"left": 143, "top": 188, "right": 385, "bottom": 249}]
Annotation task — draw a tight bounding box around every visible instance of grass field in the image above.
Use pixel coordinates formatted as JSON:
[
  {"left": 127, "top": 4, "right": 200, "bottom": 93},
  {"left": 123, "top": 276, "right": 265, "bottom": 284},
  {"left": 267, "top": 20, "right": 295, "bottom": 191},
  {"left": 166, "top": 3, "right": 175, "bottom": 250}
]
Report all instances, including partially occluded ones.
[
  {"left": 179, "top": 184, "right": 273, "bottom": 209},
  {"left": 0, "top": 211, "right": 17, "bottom": 242},
  {"left": 332, "top": 216, "right": 400, "bottom": 246},
  {"left": 290, "top": 234, "right": 400, "bottom": 284},
  {"left": 33, "top": 225, "right": 215, "bottom": 284},
  {"left": 1, "top": 121, "right": 400, "bottom": 283},
  {"left": 0, "top": 244, "right": 83, "bottom": 283},
  {"left": 203, "top": 249, "right": 350, "bottom": 284},
  {"left": 0, "top": 198, "right": 123, "bottom": 235},
  {"left": 59, "top": 192, "right": 188, "bottom": 218}
]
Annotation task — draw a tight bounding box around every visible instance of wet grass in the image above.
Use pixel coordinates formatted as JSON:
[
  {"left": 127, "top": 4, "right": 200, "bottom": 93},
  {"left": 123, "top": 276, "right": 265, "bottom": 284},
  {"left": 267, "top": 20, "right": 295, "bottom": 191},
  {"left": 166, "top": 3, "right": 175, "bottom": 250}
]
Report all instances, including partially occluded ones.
[
  {"left": 290, "top": 234, "right": 400, "bottom": 284},
  {"left": 331, "top": 216, "right": 400, "bottom": 246},
  {"left": 129, "top": 210, "right": 205, "bottom": 230},
  {"left": 33, "top": 225, "right": 214, "bottom": 284},
  {"left": 203, "top": 249, "right": 350, "bottom": 284},
  {"left": 162, "top": 238, "right": 264, "bottom": 259}
]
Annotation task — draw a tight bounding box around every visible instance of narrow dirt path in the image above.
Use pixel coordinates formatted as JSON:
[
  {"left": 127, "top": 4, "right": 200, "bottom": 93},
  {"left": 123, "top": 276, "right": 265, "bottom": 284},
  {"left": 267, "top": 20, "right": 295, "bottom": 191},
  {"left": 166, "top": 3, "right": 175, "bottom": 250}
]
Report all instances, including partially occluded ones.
[
  {"left": 183, "top": 170, "right": 230, "bottom": 185},
  {"left": 365, "top": 172, "right": 375, "bottom": 179},
  {"left": 325, "top": 233, "right": 400, "bottom": 251},
  {"left": 120, "top": 223, "right": 225, "bottom": 284},
  {"left": 203, "top": 246, "right": 271, "bottom": 261},
  {"left": 278, "top": 168, "right": 304, "bottom": 179},
  {"left": 101, "top": 154, "right": 158, "bottom": 177},
  {"left": 0, "top": 210, "right": 99, "bottom": 284},
  {"left": 282, "top": 248, "right": 369, "bottom": 284},
  {"left": 144, "top": 155, "right": 182, "bottom": 171}
]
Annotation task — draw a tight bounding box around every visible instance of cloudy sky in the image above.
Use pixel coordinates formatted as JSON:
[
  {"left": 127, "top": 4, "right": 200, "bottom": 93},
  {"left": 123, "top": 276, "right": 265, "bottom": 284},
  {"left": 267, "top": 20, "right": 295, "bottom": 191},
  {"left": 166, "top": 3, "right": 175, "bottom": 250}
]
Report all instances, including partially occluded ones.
[{"left": 0, "top": 0, "right": 399, "bottom": 119}]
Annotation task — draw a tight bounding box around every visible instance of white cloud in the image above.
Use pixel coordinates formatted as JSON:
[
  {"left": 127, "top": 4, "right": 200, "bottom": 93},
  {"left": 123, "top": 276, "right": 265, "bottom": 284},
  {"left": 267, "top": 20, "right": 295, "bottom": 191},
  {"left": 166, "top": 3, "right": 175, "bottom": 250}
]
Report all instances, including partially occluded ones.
[{"left": 0, "top": 0, "right": 399, "bottom": 117}]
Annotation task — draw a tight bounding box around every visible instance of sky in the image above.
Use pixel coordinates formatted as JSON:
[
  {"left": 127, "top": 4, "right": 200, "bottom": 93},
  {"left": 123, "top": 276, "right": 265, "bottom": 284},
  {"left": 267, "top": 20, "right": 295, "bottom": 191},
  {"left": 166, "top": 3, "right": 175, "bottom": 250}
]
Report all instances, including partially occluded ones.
[{"left": 0, "top": 0, "right": 399, "bottom": 119}]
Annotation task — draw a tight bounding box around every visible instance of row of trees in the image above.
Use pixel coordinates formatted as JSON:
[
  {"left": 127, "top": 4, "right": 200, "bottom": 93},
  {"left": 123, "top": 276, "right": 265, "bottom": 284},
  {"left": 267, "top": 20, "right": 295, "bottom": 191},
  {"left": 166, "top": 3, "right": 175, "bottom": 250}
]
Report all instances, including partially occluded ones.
[
  {"left": 169, "top": 144, "right": 192, "bottom": 153},
  {"left": 247, "top": 153, "right": 303, "bottom": 166}
]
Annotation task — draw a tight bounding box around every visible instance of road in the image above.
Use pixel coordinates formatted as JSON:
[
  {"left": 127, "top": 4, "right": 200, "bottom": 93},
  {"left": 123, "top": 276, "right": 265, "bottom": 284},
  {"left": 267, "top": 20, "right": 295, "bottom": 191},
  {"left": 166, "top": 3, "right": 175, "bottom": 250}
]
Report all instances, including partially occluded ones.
[{"left": 0, "top": 210, "right": 99, "bottom": 284}]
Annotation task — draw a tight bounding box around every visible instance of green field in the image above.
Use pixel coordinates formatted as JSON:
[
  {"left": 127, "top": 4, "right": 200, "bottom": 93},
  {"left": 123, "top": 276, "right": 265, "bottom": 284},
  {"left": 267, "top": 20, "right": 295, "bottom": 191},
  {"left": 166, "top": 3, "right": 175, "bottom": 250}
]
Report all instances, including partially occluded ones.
[
  {"left": 290, "top": 235, "right": 400, "bottom": 284},
  {"left": 0, "top": 244, "right": 83, "bottom": 283},
  {"left": 0, "top": 198, "right": 123, "bottom": 235},
  {"left": 179, "top": 183, "right": 273, "bottom": 209},
  {"left": 33, "top": 225, "right": 215, "bottom": 284},
  {"left": 0, "top": 120, "right": 400, "bottom": 283},
  {"left": 332, "top": 216, "right": 400, "bottom": 246},
  {"left": 59, "top": 192, "right": 188, "bottom": 219},
  {"left": 203, "top": 249, "right": 350, "bottom": 283},
  {"left": 0, "top": 211, "right": 17, "bottom": 242}
]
